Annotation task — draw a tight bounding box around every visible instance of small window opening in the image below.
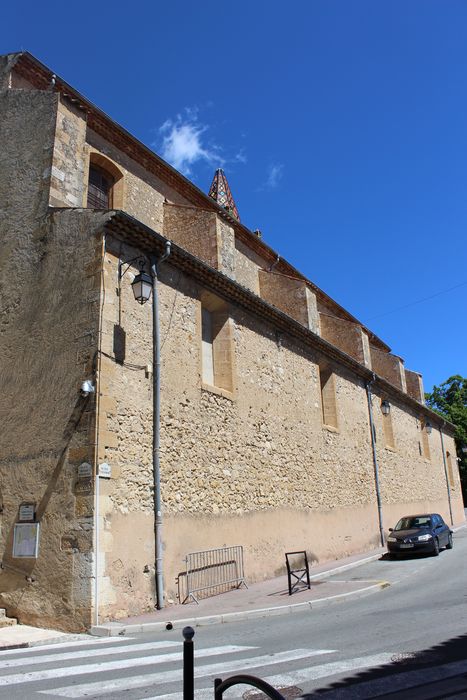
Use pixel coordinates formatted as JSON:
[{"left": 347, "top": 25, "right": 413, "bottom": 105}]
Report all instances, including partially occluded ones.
[
  {"left": 382, "top": 405, "right": 395, "bottom": 450},
  {"left": 87, "top": 165, "right": 114, "bottom": 208},
  {"left": 420, "top": 419, "right": 431, "bottom": 460},
  {"left": 201, "top": 296, "right": 233, "bottom": 393},
  {"left": 446, "top": 451, "right": 455, "bottom": 488},
  {"left": 319, "top": 365, "right": 338, "bottom": 429}
]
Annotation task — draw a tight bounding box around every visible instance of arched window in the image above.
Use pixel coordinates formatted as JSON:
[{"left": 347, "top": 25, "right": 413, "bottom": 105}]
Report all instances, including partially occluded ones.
[
  {"left": 87, "top": 164, "right": 114, "bottom": 208},
  {"left": 86, "top": 153, "right": 124, "bottom": 209}
]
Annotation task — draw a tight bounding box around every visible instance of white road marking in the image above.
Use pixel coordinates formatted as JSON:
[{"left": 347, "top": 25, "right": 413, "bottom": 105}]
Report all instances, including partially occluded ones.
[
  {"left": 39, "top": 648, "right": 337, "bottom": 697},
  {"left": 140, "top": 654, "right": 398, "bottom": 700},
  {"left": 0, "top": 640, "right": 179, "bottom": 669},
  {"left": 124, "top": 652, "right": 462, "bottom": 700},
  {"left": 0, "top": 636, "right": 129, "bottom": 657},
  {"left": 306, "top": 658, "right": 467, "bottom": 699},
  {"left": 0, "top": 645, "right": 255, "bottom": 687}
]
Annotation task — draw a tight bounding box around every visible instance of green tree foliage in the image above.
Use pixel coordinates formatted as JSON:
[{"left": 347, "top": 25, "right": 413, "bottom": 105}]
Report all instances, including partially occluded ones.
[{"left": 425, "top": 375, "right": 467, "bottom": 496}]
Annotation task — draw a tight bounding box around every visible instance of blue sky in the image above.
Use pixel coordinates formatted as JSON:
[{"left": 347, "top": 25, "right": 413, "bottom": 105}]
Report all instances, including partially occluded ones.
[{"left": 2, "top": 1, "right": 466, "bottom": 392}]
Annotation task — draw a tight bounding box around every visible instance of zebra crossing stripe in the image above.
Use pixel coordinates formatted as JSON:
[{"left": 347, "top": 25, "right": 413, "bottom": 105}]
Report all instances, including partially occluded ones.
[
  {"left": 0, "top": 640, "right": 179, "bottom": 670},
  {"left": 113, "top": 656, "right": 467, "bottom": 700},
  {"left": 0, "top": 644, "right": 255, "bottom": 687},
  {"left": 110, "top": 653, "right": 408, "bottom": 700},
  {"left": 39, "top": 648, "right": 337, "bottom": 697},
  {"left": 0, "top": 636, "right": 129, "bottom": 657}
]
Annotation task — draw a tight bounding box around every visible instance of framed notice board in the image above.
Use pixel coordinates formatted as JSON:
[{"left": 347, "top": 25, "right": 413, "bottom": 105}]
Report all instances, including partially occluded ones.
[{"left": 12, "top": 523, "right": 40, "bottom": 558}]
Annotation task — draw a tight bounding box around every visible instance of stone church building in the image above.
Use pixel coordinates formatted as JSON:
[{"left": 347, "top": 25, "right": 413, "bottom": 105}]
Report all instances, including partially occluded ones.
[{"left": 0, "top": 52, "right": 463, "bottom": 631}]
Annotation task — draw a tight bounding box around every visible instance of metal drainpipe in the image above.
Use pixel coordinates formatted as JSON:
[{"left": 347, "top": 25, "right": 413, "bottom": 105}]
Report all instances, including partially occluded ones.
[
  {"left": 151, "top": 241, "right": 171, "bottom": 610},
  {"left": 93, "top": 232, "right": 106, "bottom": 627},
  {"left": 439, "top": 421, "right": 454, "bottom": 526},
  {"left": 365, "top": 377, "right": 385, "bottom": 547}
]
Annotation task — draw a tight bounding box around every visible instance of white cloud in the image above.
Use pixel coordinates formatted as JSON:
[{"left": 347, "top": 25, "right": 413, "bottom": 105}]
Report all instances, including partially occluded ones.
[
  {"left": 157, "top": 110, "right": 224, "bottom": 176},
  {"left": 265, "top": 163, "right": 284, "bottom": 188},
  {"left": 234, "top": 149, "right": 247, "bottom": 164}
]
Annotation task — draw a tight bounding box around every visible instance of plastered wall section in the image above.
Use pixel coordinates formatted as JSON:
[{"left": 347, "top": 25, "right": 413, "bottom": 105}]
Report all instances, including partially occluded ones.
[
  {"left": 319, "top": 313, "right": 369, "bottom": 365},
  {"left": 94, "top": 238, "right": 463, "bottom": 621},
  {"left": 0, "top": 197, "right": 109, "bottom": 630},
  {"left": 164, "top": 203, "right": 218, "bottom": 269},
  {"left": 258, "top": 270, "right": 318, "bottom": 331},
  {"left": 405, "top": 369, "right": 425, "bottom": 403},
  {"left": 370, "top": 345, "right": 407, "bottom": 392}
]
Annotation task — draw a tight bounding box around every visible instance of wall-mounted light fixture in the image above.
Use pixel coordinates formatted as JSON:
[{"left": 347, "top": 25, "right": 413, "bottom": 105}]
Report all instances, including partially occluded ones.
[
  {"left": 80, "top": 379, "right": 95, "bottom": 397},
  {"left": 425, "top": 420, "right": 432, "bottom": 435},
  {"left": 381, "top": 400, "right": 390, "bottom": 416},
  {"left": 131, "top": 269, "right": 152, "bottom": 304},
  {"left": 118, "top": 256, "right": 151, "bottom": 304}
]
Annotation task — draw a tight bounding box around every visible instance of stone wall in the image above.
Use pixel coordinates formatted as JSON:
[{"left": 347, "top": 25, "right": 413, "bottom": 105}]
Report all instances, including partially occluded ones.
[
  {"left": 94, "top": 236, "right": 464, "bottom": 621},
  {"left": 370, "top": 345, "right": 407, "bottom": 392},
  {"left": 164, "top": 203, "right": 218, "bottom": 269},
  {"left": 86, "top": 130, "right": 191, "bottom": 231},
  {"left": 49, "top": 97, "right": 88, "bottom": 208},
  {"left": 0, "top": 204, "right": 109, "bottom": 628},
  {"left": 319, "top": 313, "right": 368, "bottom": 364}
]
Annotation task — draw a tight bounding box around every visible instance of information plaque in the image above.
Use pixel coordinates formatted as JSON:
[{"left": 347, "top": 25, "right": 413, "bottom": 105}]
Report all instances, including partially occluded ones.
[{"left": 12, "top": 523, "right": 40, "bottom": 558}]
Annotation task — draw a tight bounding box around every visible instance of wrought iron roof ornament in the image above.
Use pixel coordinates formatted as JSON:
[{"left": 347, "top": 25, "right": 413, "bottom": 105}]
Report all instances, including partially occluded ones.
[{"left": 208, "top": 168, "right": 240, "bottom": 221}]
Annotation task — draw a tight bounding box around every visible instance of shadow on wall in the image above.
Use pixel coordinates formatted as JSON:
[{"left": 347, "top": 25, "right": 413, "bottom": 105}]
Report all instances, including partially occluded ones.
[{"left": 0, "top": 393, "right": 91, "bottom": 590}]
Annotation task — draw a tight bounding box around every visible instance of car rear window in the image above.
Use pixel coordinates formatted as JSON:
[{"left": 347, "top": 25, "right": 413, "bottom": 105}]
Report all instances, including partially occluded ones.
[{"left": 395, "top": 516, "right": 432, "bottom": 530}]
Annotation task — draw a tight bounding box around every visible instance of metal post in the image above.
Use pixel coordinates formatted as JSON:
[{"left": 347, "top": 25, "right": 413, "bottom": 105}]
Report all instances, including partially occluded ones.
[
  {"left": 183, "top": 626, "right": 195, "bottom": 700},
  {"left": 440, "top": 424, "right": 454, "bottom": 526},
  {"left": 366, "top": 380, "right": 385, "bottom": 547},
  {"left": 150, "top": 241, "right": 171, "bottom": 611}
]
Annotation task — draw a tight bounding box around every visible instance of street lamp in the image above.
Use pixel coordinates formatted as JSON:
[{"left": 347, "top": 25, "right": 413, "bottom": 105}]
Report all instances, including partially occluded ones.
[
  {"left": 119, "top": 243, "right": 172, "bottom": 611},
  {"left": 131, "top": 270, "right": 152, "bottom": 304},
  {"left": 381, "top": 400, "right": 390, "bottom": 416}
]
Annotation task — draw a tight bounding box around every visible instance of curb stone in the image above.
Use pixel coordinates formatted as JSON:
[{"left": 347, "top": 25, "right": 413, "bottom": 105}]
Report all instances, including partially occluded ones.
[{"left": 90, "top": 580, "right": 389, "bottom": 637}]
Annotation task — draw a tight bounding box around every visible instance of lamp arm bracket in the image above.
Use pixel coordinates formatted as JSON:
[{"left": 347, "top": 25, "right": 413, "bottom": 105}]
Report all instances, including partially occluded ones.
[{"left": 118, "top": 256, "right": 147, "bottom": 280}]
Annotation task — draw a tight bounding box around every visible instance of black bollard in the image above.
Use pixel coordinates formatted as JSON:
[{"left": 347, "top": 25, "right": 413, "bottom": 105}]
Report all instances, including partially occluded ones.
[{"left": 183, "top": 626, "right": 195, "bottom": 700}]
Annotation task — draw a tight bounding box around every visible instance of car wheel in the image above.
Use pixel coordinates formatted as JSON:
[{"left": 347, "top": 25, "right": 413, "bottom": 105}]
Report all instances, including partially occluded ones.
[
  {"left": 432, "top": 538, "right": 440, "bottom": 556},
  {"left": 446, "top": 533, "right": 453, "bottom": 550}
]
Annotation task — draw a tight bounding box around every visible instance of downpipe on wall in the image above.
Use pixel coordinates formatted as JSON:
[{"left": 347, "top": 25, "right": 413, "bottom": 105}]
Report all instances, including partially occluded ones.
[
  {"left": 93, "top": 232, "right": 107, "bottom": 628},
  {"left": 151, "top": 241, "right": 171, "bottom": 610},
  {"left": 365, "top": 377, "right": 385, "bottom": 547},
  {"left": 439, "top": 421, "right": 454, "bottom": 526}
]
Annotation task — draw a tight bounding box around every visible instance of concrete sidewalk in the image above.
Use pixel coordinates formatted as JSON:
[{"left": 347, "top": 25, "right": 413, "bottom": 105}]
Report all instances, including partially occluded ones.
[
  {"left": 91, "top": 547, "right": 389, "bottom": 636},
  {"left": 0, "top": 546, "right": 387, "bottom": 649}
]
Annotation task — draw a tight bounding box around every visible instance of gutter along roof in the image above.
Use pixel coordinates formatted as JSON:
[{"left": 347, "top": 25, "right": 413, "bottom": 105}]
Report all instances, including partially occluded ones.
[
  {"left": 7, "top": 50, "right": 390, "bottom": 352},
  {"left": 99, "top": 208, "right": 454, "bottom": 435}
]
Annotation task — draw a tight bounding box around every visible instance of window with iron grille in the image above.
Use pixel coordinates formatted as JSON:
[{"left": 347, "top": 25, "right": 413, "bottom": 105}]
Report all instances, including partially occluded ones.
[{"left": 87, "top": 165, "right": 114, "bottom": 208}]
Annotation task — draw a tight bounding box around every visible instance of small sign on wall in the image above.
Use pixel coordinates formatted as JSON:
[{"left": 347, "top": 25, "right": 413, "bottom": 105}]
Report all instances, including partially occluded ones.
[
  {"left": 13, "top": 523, "right": 40, "bottom": 558},
  {"left": 98, "top": 462, "right": 111, "bottom": 479},
  {"left": 77, "top": 462, "right": 93, "bottom": 479},
  {"left": 18, "top": 503, "right": 35, "bottom": 522}
]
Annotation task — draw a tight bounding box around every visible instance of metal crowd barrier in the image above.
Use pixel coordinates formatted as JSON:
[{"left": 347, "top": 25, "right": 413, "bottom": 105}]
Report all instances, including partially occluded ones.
[{"left": 182, "top": 545, "right": 248, "bottom": 604}]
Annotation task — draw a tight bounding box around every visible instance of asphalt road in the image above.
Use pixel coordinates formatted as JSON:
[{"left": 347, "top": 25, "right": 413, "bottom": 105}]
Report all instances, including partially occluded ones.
[{"left": 1, "top": 528, "right": 467, "bottom": 698}]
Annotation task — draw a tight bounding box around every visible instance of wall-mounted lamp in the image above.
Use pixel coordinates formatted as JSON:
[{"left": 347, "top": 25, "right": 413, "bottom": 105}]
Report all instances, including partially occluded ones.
[
  {"left": 131, "top": 269, "right": 152, "bottom": 305},
  {"left": 425, "top": 420, "right": 432, "bottom": 435},
  {"left": 118, "top": 256, "right": 152, "bottom": 305},
  {"left": 381, "top": 400, "right": 391, "bottom": 416},
  {"left": 80, "top": 379, "right": 95, "bottom": 397}
]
